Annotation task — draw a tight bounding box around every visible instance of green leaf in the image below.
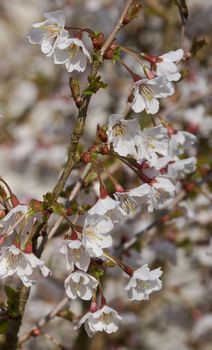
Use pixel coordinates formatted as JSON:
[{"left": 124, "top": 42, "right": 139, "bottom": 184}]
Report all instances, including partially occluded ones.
[
  {"left": 83, "top": 75, "right": 107, "bottom": 96},
  {"left": 43, "top": 192, "right": 54, "bottom": 208},
  {"left": 112, "top": 47, "right": 121, "bottom": 63},
  {"left": 51, "top": 203, "right": 66, "bottom": 216}
]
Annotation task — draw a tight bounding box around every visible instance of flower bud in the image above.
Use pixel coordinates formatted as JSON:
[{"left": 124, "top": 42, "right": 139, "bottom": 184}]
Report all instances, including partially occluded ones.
[
  {"left": 97, "top": 124, "right": 108, "bottom": 143},
  {"left": 114, "top": 184, "right": 125, "bottom": 193},
  {"left": 90, "top": 300, "right": 98, "bottom": 313},
  {"left": 24, "top": 242, "right": 33, "bottom": 254},
  {"left": 103, "top": 42, "right": 119, "bottom": 60},
  {"left": 66, "top": 207, "right": 73, "bottom": 216},
  {"left": 100, "top": 144, "right": 110, "bottom": 155},
  {"left": 100, "top": 185, "right": 108, "bottom": 199},
  {"left": 0, "top": 209, "right": 6, "bottom": 219},
  {"left": 81, "top": 152, "right": 92, "bottom": 163},
  {"left": 123, "top": 0, "right": 142, "bottom": 25},
  {"left": 29, "top": 199, "right": 43, "bottom": 211},
  {"left": 31, "top": 327, "right": 41, "bottom": 337},
  {"left": 91, "top": 32, "right": 105, "bottom": 50},
  {"left": 183, "top": 182, "right": 195, "bottom": 193},
  {"left": 10, "top": 194, "right": 20, "bottom": 207},
  {"left": 69, "top": 77, "right": 81, "bottom": 108}
]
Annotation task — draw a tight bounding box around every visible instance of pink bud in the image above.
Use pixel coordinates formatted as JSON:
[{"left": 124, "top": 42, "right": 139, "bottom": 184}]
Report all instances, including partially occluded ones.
[
  {"left": 90, "top": 301, "right": 98, "bottom": 313},
  {"left": 114, "top": 184, "right": 125, "bottom": 193},
  {"left": 100, "top": 185, "right": 108, "bottom": 199},
  {"left": 24, "top": 242, "right": 32, "bottom": 254}
]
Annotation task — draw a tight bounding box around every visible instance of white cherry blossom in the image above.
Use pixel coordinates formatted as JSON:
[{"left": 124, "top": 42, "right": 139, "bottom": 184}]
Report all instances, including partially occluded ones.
[
  {"left": 82, "top": 214, "right": 113, "bottom": 257},
  {"left": 167, "top": 157, "right": 197, "bottom": 179},
  {"left": 154, "top": 49, "right": 184, "bottom": 81},
  {"left": 129, "top": 175, "right": 176, "bottom": 212},
  {"left": 27, "top": 10, "right": 68, "bottom": 57},
  {"left": 107, "top": 114, "right": 139, "bottom": 157},
  {"left": 88, "top": 195, "right": 119, "bottom": 216},
  {"left": 184, "top": 105, "right": 212, "bottom": 138},
  {"left": 131, "top": 76, "right": 174, "bottom": 114},
  {"left": 60, "top": 239, "right": 90, "bottom": 272},
  {"left": 75, "top": 305, "right": 122, "bottom": 337},
  {"left": 0, "top": 205, "right": 42, "bottom": 234},
  {"left": 54, "top": 37, "right": 91, "bottom": 72},
  {"left": 125, "top": 264, "right": 162, "bottom": 301},
  {"left": 135, "top": 124, "right": 169, "bottom": 165},
  {"left": 64, "top": 270, "right": 98, "bottom": 300},
  {"left": 114, "top": 191, "right": 138, "bottom": 217},
  {"left": 168, "top": 130, "right": 197, "bottom": 158},
  {"left": 0, "top": 245, "right": 50, "bottom": 287}
]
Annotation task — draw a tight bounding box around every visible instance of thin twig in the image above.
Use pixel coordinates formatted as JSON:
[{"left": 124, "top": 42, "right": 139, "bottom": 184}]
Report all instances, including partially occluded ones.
[
  {"left": 100, "top": 0, "right": 135, "bottom": 55},
  {"left": 19, "top": 297, "right": 69, "bottom": 345}
]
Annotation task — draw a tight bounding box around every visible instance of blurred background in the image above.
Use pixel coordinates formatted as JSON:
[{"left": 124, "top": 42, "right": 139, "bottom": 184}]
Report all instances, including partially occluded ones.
[{"left": 0, "top": 0, "right": 211, "bottom": 349}]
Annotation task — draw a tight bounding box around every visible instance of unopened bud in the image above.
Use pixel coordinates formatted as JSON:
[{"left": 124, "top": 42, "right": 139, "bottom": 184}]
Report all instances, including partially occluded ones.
[
  {"left": 29, "top": 199, "right": 43, "bottom": 211},
  {"left": 183, "top": 182, "right": 195, "bottom": 193},
  {"left": 100, "top": 185, "right": 108, "bottom": 199},
  {"left": 31, "top": 327, "right": 41, "bottom": 337},
  {"left": 90, "top": 300, "right": 98, "bottom": 313},
  {"left": 123, "top": 0, "right": 142, "bottom": 25},
  {"left": 24, "top": 242, "right": 33, "bottom": 254},
  {"left": 114, "top": 184, "right": 125, "bottom": 193},
  {"left": 103, "top": 42, "right": 118, "bottom": 60},
  {"left": 91, "top": 32, "right": 105, "bottom": 50},
  {"left": 100, "top": 144, "right": 110, "bottom": 155},
  {"left": 81, "top": 152, "right": 92, "bottom": 163},
  {"left": 0, "top": 209, "right": 6, "bottom": 219},
  {"left": 69, "top": 78, "right": 81, "bottom": 108},
  {"left": 97, "top": 124, "right": 108, "bottom": 143},
  {"left": 10, "top": 194, "right": 20, "bottom": 207},
  {"left": 0, "top": 186, "right": 7, "bottom": 200},
  {"left": 66, "top": 207, "right": 73, "bottom": 216}
]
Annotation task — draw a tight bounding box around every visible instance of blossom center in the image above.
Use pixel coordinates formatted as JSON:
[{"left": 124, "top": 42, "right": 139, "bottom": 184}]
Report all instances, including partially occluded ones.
[
  {"left": 118, "top": 195, "right": 137, "bottom": 214},
  {"left": 137, "top": 280, "right": 151, "bottom": 289},
  {"left": 139, "top": 84, "right": 154, "bottom": 101},
  {"left": 42, "top": 24, "right": 60, "bottom": 38},
  {"left": 71, "top": 248, "right": 83, "bottom": 261},
  {"left": 112, "top": 123, "right": 126, "bottom": 137},
  {"left": 100, "top": 312, "right": 112, "bottom": 325},
  {"left": 68, "top": 44, "right": 80, "bottom": 59},
  {"left": 84, "top": 228, "right": 103, "bottom": 242}
]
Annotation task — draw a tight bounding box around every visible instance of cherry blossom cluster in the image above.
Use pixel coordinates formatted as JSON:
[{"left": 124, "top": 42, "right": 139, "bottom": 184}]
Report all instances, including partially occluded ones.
[
  {"left": 0, "top": 7, "right": 199, "bottom": 339},
  {"left": 27, "top": 10, "right": 91, "bottom": 73}
]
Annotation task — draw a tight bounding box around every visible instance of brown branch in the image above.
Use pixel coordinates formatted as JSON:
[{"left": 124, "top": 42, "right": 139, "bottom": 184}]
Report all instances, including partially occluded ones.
[
  {"left": 19, "top": 296, "right": 69, "bottom": 346},
  {"left": 1, "top": 286, "right": 30, "bottom": 350}
]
